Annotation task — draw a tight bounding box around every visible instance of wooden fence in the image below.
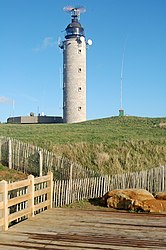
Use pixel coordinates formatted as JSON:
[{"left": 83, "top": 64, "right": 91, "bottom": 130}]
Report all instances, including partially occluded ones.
[
  {"left": 0, "top": 136, "right": 94, "bottom": 179},
  {"left": 0, "top": 172, "right": 53, "bottom": 231},
  {"left": 0, "top": 166, "right": 165, "bottom": 230},
  {"left": 53, "top": 166, "right": 166, "bottom": 207}
]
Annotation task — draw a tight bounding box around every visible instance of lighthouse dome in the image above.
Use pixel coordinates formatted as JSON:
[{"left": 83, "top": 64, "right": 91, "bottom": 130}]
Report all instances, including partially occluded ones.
[{"left": 65, "top": 19, "right": 85, "bottom": 39}]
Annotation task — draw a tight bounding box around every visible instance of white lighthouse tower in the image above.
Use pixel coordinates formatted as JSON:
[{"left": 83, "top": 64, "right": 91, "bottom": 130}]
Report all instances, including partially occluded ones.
[{"left": 59, "top": 6, "right": 91, "bottom": 124}]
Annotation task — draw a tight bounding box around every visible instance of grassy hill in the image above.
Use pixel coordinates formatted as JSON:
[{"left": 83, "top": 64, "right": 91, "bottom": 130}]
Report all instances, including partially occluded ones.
[{"left": 0, "top": 116, "right": 166, "bottom": 175}]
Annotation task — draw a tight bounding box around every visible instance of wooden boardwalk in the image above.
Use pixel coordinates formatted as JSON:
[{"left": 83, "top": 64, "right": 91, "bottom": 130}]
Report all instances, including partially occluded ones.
[{"left": 0, "top": 208, "right": 166, "bottom": 250}]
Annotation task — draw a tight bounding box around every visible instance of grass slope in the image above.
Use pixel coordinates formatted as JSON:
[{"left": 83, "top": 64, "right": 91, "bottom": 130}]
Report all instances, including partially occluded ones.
[
  {"left": 0, "top": 164, "right": 28, "bottom": 182},
  {"left": 0, "top": 116, "right": 166, "bottom": 175}
]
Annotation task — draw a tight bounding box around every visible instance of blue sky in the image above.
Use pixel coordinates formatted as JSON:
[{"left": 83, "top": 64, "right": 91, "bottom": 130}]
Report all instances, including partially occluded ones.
[{"left": 0, "top": 0, "right": 166, "bottom": 122}]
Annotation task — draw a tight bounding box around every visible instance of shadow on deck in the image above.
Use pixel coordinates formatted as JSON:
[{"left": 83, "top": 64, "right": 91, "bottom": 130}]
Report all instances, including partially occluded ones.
[{"left": 0, "top": 208, "right": 166, "bottom": 250}]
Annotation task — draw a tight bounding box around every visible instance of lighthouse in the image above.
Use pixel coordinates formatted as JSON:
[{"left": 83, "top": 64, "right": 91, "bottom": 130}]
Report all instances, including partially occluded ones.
[{"left": 59, "top": 6, "right": 92, "bottom": 124}]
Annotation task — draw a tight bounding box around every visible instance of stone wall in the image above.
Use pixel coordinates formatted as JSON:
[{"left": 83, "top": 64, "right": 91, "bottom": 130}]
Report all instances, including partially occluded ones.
[{"left": 63, "top": 37, "right": 86, "bottom": 123}]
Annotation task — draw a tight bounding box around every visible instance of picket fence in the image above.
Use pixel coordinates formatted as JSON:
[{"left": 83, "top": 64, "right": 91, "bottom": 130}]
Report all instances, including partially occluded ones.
[
  {"left": 53, "top": 166, "right": 166, "bottom": 207},
  {"left": 0, "top": 136, "right": 94, "bottom": 180},
  {"left": 0, "top": 172, "right": 53, "bottom": 231},
  {"left": 0, "top": 137, "right": 166, "bottom": 210}
]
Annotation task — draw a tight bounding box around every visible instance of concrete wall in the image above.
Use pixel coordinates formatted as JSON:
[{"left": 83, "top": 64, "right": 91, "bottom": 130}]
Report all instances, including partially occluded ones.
[
  {"left": 7, "top": 116, "right": 63, "bottom": 124},
  {"left": 63, "top": 37, "right": 86, "bottom": 123},
  {"left": 7, "top": 117, "right": 22, "bottom": 124},
  {"left": 21, "top": 116, "right": 38, "bottom": 124},
  {"left": 38, "top": 116, "right": 63, "bottom": 124}
]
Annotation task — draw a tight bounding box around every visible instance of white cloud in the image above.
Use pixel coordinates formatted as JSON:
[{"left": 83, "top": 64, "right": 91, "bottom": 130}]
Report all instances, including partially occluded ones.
[
  {"left": 0, "top": 96, "right": 13, "bottom": 104},
  {"left": 33, "top": 37, "right": 57, "bottom": 52}
]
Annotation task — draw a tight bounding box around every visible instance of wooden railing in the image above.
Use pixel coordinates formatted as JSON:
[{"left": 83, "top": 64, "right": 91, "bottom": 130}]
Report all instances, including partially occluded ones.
[{"left": 0, "top": 172, "right": 53, "bottom": 231}]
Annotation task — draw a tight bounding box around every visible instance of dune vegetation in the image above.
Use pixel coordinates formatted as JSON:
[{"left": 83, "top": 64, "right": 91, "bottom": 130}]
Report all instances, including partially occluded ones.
[{"left": 0, "top": 116, "right": 166, "bottom": 175}]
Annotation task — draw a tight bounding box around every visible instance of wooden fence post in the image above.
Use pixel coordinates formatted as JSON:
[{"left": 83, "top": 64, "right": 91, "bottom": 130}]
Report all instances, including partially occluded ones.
[
  {"left": 48, "top": 171, "right": 53, "bottom": 209},
  {"left": 0, "top": 180, "right": 8, "bottom": 231},
  {"left": 39, "top": 150, "right": 43, "bottom": 177},
  {"left": 68, "top": 164, "right": 73, "bottom": 204},
  {"left": 161, "top": 166, "right": 165, "bottom": 192},
  {"left": 0, "top": 138, "right": 1, "bottom": 164},
  {"left": 8, "top": 139, "right": 12, "bottom": 169},
  {"left": 28, "top": 175, "right": 34, "bottom": 217},
  {"left": 0, "top": 194, "right": 2, "bottom": 231},
  {"left": 103, "top": 176, "right": 107, "bottom": 196},
  {"left": 70, "top": 163, "right": 73, "bottom": 180}
]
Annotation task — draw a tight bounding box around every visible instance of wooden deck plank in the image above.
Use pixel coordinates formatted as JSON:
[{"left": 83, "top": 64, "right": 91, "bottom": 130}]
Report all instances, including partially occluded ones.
[{"left": 0, "top": 208, "right": 166, "bottom": 249}]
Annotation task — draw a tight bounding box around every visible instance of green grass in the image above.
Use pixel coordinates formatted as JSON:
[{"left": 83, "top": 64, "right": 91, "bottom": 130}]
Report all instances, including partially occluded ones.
[
  {"left": 0, "top": 116, "right": 166, "bottom": 175},
  {"left": 0, "top": 164, "right": 6, "bottom": 171},
  {"left": 0, "top": 116, "right": 165, "bottom": 146}
]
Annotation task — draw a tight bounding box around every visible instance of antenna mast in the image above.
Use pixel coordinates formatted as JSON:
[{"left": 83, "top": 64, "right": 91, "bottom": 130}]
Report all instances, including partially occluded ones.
[
  {"left": 119, "top": 43, "right": 126, "bottom": 117},
  {"left": 120, "top": 49, "right": 125, "bottom": 110}
]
